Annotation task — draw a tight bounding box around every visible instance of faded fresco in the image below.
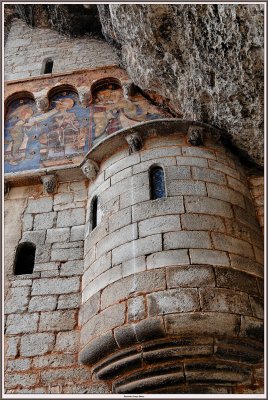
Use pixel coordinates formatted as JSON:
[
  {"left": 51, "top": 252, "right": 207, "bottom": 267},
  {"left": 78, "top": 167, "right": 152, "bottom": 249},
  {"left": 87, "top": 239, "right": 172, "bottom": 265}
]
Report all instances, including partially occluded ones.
[{"left": 4, "top": 85, "right": 167, "bottom": 173}]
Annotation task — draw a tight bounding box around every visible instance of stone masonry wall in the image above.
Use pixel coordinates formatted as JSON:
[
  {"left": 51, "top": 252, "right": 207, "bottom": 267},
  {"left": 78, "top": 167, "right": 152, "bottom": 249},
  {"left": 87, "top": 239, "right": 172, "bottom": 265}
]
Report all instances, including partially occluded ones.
[
  {"left": 4, "top": 180, "right": 109, "bottom": 394},
  {"left": 4, "top": 19, "right": 118, "bottom": 81},
  {"left": 80, "top": 133, "right": 264, "bottom": 393},
  {"left": 248, "top": 176, "right": 264, "bottom": 233}
]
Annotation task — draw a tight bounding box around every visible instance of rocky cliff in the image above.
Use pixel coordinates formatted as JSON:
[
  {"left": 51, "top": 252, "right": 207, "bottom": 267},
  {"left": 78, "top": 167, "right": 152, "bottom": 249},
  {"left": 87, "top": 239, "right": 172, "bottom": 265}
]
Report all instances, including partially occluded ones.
[{"left": 4, "top": 4, "right": 264, "bottom": 168}]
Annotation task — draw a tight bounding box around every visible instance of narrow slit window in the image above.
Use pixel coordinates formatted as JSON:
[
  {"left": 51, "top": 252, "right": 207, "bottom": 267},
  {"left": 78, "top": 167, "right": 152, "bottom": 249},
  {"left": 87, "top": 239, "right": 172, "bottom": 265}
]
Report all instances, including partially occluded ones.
[
  {"left": 91, "top": 196, "right": 98, "bottom": 230},
  {"left": 150, "top": 166, "right": 166, "bottom": 200},
  {"left": 14, "top": 242, "right": 36, "bottom": 275},
  {"left": 43, "top": 59, "right": 53, "bottom": 74}
]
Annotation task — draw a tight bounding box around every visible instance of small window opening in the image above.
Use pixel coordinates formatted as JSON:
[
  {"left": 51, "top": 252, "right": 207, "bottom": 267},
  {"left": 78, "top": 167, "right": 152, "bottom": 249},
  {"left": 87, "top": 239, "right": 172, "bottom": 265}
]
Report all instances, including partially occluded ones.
[
  {"left": 43, "top": 59, "right": 53, "bottom": 74},
  {"left": 14, "top": 242, "right": 36, "bottom": 275},
  {"left": 91, "top": 196, "right": 98, "bottom": 230},
  {"left": 150, "top": 166, "right": 166, "bottom": 200}
]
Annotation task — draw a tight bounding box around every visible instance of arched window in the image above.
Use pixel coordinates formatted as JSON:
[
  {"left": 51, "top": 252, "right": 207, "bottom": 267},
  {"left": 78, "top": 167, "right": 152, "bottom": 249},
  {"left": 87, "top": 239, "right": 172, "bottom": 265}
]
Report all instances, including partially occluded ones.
[
  {"left": 150, "top": 166, "right": 166, "bottom": 200},
  {"left": 91, "top": 196, "right": 98, "bottom": 230},
  {"left": 43, "top": 58, "right": 53, "bottom": 74},
  {"left": 14, "top": 242, "right": 36, "bottom": 275}
]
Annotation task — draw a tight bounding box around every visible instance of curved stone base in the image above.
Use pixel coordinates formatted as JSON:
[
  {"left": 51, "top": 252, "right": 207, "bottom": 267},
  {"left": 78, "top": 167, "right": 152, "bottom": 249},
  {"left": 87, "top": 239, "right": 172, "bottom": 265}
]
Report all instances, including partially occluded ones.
[{"left": 88, "top": 336, "right": 263, "bottom": 394}]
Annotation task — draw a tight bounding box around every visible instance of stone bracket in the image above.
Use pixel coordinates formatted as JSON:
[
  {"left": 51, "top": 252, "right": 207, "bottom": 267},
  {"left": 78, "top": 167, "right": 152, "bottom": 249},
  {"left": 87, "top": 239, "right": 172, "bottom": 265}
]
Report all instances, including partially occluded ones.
[
  {"left": 187, "top": 125, "right": 204, "bottom": 146},
  {"left": 41, "top": 174, "right": 57, "bottom": 194},
  {"left": 81, "top": 159, "right": 99, "bottom": 181},
  {"left": 125, "top": 132, "right": 143, "bottom": 154}
]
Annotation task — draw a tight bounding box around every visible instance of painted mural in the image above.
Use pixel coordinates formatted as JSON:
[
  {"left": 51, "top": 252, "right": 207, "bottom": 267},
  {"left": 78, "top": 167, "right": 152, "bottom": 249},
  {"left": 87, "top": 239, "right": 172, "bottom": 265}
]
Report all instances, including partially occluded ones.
[{"left": 4, "top": 85, "right": 167, "bottom": 173}]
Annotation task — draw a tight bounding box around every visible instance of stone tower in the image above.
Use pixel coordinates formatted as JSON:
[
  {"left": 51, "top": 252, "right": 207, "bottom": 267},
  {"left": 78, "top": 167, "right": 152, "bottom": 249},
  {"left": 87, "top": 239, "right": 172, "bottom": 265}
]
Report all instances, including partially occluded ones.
[{"left": 4, "top": 8, "right": 264, "bottom": 396}]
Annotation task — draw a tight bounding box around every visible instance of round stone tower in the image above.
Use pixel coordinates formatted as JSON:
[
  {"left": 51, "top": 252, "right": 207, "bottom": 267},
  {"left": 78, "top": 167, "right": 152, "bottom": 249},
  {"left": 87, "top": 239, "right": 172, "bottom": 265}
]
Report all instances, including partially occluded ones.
[{"left": 79, "top": 120, "right": 263, "bottom": 394}]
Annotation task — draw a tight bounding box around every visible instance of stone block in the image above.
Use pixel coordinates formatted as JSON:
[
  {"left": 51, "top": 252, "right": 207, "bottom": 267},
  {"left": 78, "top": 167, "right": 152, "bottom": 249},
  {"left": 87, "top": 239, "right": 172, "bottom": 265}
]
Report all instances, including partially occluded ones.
[
  {"left": 32, "top": 277, "right": 80, "bottom": 295},
  {"left": 21, "top": 230, "right": 46, "bottom": 245},
  {"left": 11, "top": 279, "right": 32, "bottom": 287},
  {"left": 133, "top": 157, "right": 176, "bottom": 175},
  {"left": 199, "top": 288, "right": 252, "bottom": 315},
  {"left": 70, "top": 225, "right": 85, "bottom": 241},
  {"left": 60, "top": 260, "right": 84, "bottom": 276},
  {"left": 164, "top": 231, "right": 211, "bottom": 250},
  {"left": 128, "top": 296, "right": 146, "bottom": 322},
  {"left": 57, "top": 208, "right": 85, "bottom": 227},
  {"left": 6, "top": 358, "right": 31, "bottom": 372},
  {"left": 181, "top": 214, "right": 225, "bottom": 232},
  {"left": 79, "top": 292, "right": 100, "bottom": 326},
  {"left": 79, "top": 331, "right": 119, "bottom": 365},
  {"left": 141, "top": 146, "right": 182, "bottom": 162},
  {"left": 55, "top": 331, "right": 80, "bottom": 353},
  {"left": 4, "top": 287, "right": 30, "bottom": 314},
  {"left": 184, "top": 196, "right": 233, "bottom": 218},
  {"left": 165, "top": 312, "right": 240, "bottom": 336},
  {"left": 165, "top": 165, "right": 191, "bottom": 180},
  {"left": 112, "top": 234, "right": 162, "bottom": 265},
  {"left": 96, "top": 223, "right": 138, "bottom": 259},
  {"left": 39, "top": 310, "right": 77, "bottom": 332},
  {"left": 167, "top": 180, "right": 206, "bottom": 196},
  {"left": 20, "top": 332, "right": 55, "bottom": 357},
  {"left": 54, "top": 192, "right": 73, "bottom": 205},
  {"left": 51, "top": 247, "right": 83, "bottom": 261},
  {"left": 33, "top": 354, "right": 76, "bottom": 369},
  {"left": 105, "top": 153, "right": 140, "bottom": 179},
  {"left": 6, "top": 337, "right": 20, "bottom": 357},
  {"left": 192, "top": 166, "right": 226, "bottom": 184},
  {"left": 134, "top": 317, "right": 166, "bottom": 342},
  {"left": 132, "top": 196, "right": 184, "bottom": 222},
  {"left": 23, "top": 213, "right": 33, "bottom": 231},
  {"left": 167, "top": 265, "right": 215, "bottom": 288},
  {"left": 147, "top": 288, "right": 200, "bottom": 316},
  {"left": 35, "top": 244, "right": 51, "bottom": 263},
  {"left": 233, "top": 205, "right": 260, "bottom": 231},
  {"left": 176, "top": 156, "right": 208, "bottom": 167},
  {"left": 52, "top": 241, "right": 83, "bottom": 249},
  {"left": 40, "top": 367, "right": 89, "bottom": 384},
  {"left": 120, "top": 185, "right": 150, "bottom": 208},
  {"left": 81, "top": 303, "right": 125, "bottom": 346},
  {"left": 82, "top": 264, "right": 122, "bottom": 303},
  {"left": 189, "top": 249, "right": 230, "bottom": 266},
  {"left": 182, "top": 147, "right": 216, "bottom": 159},
  {"left": 114, "top": 324, "right": 137, "bottom": 348},
  {"left": 33, "top": 212, "right": 57, "bottom": 230},
  {"left": 108, "top": 207, "right": 132, "bottom": 233},
  {"left": 58, "top": 293, "right": 81, "bottom": 309},
  {"left": 254, "top": 246, "right": 264, "bottom": 264},
  {"left": 41, "top": 270, "right": 60, "bottom": 278},
  {"left": 208, "top": 160, "right": 240, "bottom": 179},
  {"left": 46, "top": 227, "right": 70, "bottom": 243},
  {"left": 249, "top": 296, "right": 264, "bottom": 319},
  {"left": 83, "top": 252, "right": 111, "bottom": 287},
  {"left": 6, "top": 313, "right": 39, "bottom": 334},
  {"left": 215, "top": 267, "right": 259, "bottom": 295},
  {"left": 230, "top": 254, "right": 263, "bottom": 277},
  {"left": 34, "top": 262, "right": 60, "bottom": 272},
  {"left": 28, "top": 295, "right": 57, "bottom": 312},
  {"left": 147, "top": 249, "right": 189, "bottom": 269},
  {"left": 26, "top": 197, "right": 53, "bottom": 213},
  {"left": 207, "top": 183, "right": 245, "bottom": 208},
  {"left": 139, "top": 215, "right": 181, "bottom": 237},
  {"left": 211, "top": 233, "right": 254, "bottom": 258},
  {"left": 122, "top": 256, "right": 146, "bottom": 277},
  {"left": 101, "top": 269, "right": 166, "bottom": 309},
  {"left": 227, "top": 176, "right": 251, "bottom": 198},
  {"left": 225, "top": 219, "right": 251, "bottom": 242},
  {"left": 5, "top": 373, "right": 37, "bottom": 389},
  {"left": 111, "top": 166, "right": 132, "bottom": 185}
]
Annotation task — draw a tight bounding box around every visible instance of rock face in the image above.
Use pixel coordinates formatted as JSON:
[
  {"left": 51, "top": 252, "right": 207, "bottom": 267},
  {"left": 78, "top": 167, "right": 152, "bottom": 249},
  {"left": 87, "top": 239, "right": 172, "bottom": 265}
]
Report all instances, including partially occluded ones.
[{"left": 4, "top": 4, "right": 264, "bottom": 168}]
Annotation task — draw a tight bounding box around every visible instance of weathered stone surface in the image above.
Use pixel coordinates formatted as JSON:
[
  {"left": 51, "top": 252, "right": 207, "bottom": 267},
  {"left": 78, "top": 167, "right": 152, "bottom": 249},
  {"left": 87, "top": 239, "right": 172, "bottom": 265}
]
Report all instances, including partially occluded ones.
[
  {"left": 199, "top": 288, "right": 252, "bottom": 315},
  {"left": 28, "top": 295, "right": 57, "bottom": 312},
  {"left": 139, "top": 215, "right": 181, "bottom": 237},
  {"left": 26, "top": 197, "right": 53, "bottom": 213},
  {"left": 57, "top": 208, "right": 86, "bottom": 227},
  {"left": 128, "top": 296, "right": 146, "bottom": 322},
  {"left": 46, "top": 228, "right": 70, "bottom": 243},
  {"left": 55, "top": 331, "right": 80, "bottom": 353},
  {"left": 39, "top": 310, "right": 77, "bottom": 331},
  {"left": 20, "top": 332, "right": 55, "bottom": 356},
  {"left": 167, "top": 265, "right": 215, "bottom": 288},
  {"left": 147, "top": 249, "right": 189, "bottom": 269},
  {"left": 6, "top": 358, "right": 31, "bottom": 372},
  {"left": 57, "top": 293, "right": 81, "bottom": 309},
  {"left": 34, "top": 212, "right": 57, "bottom": 230},
  {"left": 32, "top": 277, "right": 80, "bottom": 295},
  {"left": 5, "top": 372, "right": 38, "bottom": 389},
  {"left": 99, "top": 4, "right": 264, "bottom": 167},
  {"left": 4, "top": 287, "right": 30, "bottom": 314},
  {"left": 6, "top": 313, "right": 39, "bottom": 334}
]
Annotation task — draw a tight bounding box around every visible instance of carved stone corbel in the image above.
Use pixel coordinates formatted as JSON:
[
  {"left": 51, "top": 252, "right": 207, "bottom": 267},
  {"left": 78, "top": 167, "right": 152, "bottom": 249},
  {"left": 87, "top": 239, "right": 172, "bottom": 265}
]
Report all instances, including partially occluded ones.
[
  {"left": 187, "top": 125, "right": 204, "bottom": 146},
  {"left": 125, "top": 132, "right": 143, "bottom": 154},
  {"left": 41, "top": 175, "right": 57, "bottom": 194},
  {"left": 81, "top": 159, "right": 99, "bottom": 181},
  {"left": 78, "top": 87, "right": 91, "bottom": 107},
  {"left": 35, "top": 94, "right": 49, "bottom": 113}
]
